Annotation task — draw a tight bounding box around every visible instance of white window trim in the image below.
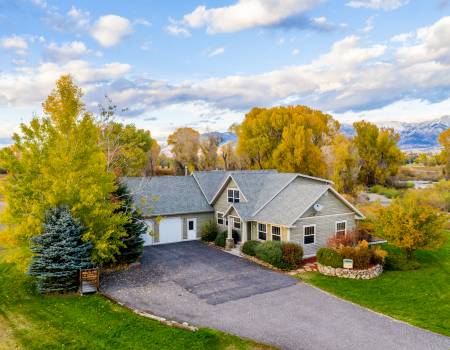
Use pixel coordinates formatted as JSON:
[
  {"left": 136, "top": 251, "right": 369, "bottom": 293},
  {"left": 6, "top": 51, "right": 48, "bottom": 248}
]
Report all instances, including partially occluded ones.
[
  {"left": 257, "top": 222, "right": 267, "bottom": 241},
  {"left": 271, "top": 225, "right": 281, "bottom": 241},
  {"left": 217, "top": 212, "right": 225, "bottom": 225},
  {"left": 230, "top": 216, "right": 241, "bottom": 230},
  {"left": 303, "top": 224, "right": 316, "bottom": 245},
  {"left": 335, "top": 220, "right": 347, "bottom": 236},
  {"left": 227, "top": 188, "right": 240, "bottom": 203}
]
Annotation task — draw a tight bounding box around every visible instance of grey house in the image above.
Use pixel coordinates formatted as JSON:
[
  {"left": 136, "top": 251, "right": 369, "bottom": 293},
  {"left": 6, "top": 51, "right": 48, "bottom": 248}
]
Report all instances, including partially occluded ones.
[{"left": 124, "top": 170, "right": 365, "bottom": 257}]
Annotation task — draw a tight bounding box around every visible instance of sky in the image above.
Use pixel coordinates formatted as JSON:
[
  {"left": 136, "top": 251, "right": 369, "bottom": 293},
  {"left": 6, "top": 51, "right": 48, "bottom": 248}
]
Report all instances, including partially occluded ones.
[{"left": 1, "top": 0, "right": 450, "bottom": 144}]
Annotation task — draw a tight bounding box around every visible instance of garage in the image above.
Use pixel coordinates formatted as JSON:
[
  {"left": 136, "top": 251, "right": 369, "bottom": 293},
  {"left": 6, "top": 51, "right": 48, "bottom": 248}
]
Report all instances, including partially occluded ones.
[
  {"left": 142, "top": 217, "right": 183, "bottom": 246},
  {"left": 158, "top": 217, "right": 183, "bottom": 244}
]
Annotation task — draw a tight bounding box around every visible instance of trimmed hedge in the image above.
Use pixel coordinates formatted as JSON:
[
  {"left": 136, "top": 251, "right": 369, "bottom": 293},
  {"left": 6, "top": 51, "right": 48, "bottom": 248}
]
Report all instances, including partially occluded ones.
[
  {"left": 317, "top": 248, "right": 343, "bottom": 268},
  {"left": 281, "top": 242, "right": 303, "bottom": 269},
  {"left": 214, "top": 231, "right": 227, "bottom": 247},
  {"left": 255, "top": 241, "right": 283, "bottom": 268},
  {"left": 201, "top": 221, "right": 219, "bottom": 242},
  {"left": 241, "top": 240, "right": 261, "bottom": 256}
]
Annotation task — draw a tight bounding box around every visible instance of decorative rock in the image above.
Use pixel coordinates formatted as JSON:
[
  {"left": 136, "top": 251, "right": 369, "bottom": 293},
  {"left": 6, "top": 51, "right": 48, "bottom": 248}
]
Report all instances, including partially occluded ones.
[
  {"left": 317, "top": 263, "right": 383, "bottom": 279},
  {"left": 225, "top": 238, "right": 235, "bottom": 250}
]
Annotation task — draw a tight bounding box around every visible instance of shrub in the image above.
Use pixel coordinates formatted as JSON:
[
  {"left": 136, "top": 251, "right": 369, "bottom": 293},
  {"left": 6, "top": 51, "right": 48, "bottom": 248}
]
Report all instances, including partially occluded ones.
[
  {"left": 281, "top": 242, "right": 303, "bottom": 269},
  {"left": 338, "top": 240, "right": 372, "bottom": 269},
  {"left": 201, "top": 221, "right": 219, "bottom": 242},
  {"left": 255, "top": 241, "right": 283, "bottom": 268},
  {"left": 241, "top": 240, "right": 261, "bottom": 256},
  {"left": 370, "top": 185, "right": 402, "bottom": 199},
  {"left": 327, "top": 229, "right": 370, "bottom": 249},
  {"left": 317, "top": 248, "right": 343, "bottom": 268},
  {"left": 384, "top": 254, "right": 420, "bottom": 271},
  {"left": 371, "top": 246, "right": 388, "bottom": 265},
  {"left": 214, "top": 231, "right": 227, "bottom": 247}
]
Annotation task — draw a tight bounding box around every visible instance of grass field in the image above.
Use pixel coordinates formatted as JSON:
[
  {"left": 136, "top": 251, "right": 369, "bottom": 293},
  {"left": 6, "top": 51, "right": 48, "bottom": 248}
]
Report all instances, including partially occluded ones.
[
  {"left": 298, "top": 232, "right": 450, "bottom": 336},
  {"left": 0, "top": 261, "right": 273, "bottom": 350}
]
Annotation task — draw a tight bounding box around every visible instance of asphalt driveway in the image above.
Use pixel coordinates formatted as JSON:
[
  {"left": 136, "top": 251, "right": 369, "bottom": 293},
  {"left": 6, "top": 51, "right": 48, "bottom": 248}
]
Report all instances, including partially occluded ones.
[{"left": 101, "top": 241, "right": 450, "bottom": 350}]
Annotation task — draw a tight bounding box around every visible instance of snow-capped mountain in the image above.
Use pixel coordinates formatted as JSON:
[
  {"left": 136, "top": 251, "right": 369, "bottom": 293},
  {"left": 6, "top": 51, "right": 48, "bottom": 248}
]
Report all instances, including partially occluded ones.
[{"left": 341, "top": 116, "right": 450, "bottom": 152}]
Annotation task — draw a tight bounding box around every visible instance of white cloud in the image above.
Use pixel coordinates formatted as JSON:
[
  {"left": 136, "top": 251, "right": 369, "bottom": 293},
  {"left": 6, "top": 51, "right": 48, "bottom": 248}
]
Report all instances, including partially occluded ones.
[
  {"left": 362, "top": 16, "right": 375, "bottom": 33},
  {"left": 347, "top": 0, "right": 409, "bottom": 10},
  {"left": 1, "top": 35, "right": 28, "bottom": 55},
  {"left": 165, "top": 18, "right": 191, "bottom": 37},
  {"left": 67, "top": 6, "right": 90, "bottom": 30},
  {"left": 292, "top": 49, "right": 300, "bottom": 55},
  {"left": 91, "top": 15, "right": 132, "bottom": 47},
  {"left": 133, "top": 18, "right": 151, "bottom": 27},
  {"left": 208, "top": 47, "right": 225, "bottom": 57},
  {"left": 182, "top": 0, "right": 324, "bottom": 33},
  {"left": 45, "top": 41, "right": 91, "bottom": 62},
  {"left": 0, "top": 60, "right": 131, "bottom": 106},
  {"left": 390, "top": 32, "right": 413, "bottom": 42}
]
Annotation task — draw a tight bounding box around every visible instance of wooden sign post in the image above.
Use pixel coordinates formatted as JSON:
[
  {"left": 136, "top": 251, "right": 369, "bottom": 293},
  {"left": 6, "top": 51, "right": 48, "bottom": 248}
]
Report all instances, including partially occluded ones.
[{"left": 80, "top": 268, "right": 99, "bottom": 295}]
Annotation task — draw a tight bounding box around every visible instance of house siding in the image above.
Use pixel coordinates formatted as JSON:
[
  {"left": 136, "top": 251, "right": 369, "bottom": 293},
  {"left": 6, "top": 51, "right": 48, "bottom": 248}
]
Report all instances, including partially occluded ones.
[
  {"left": 214, "top": 178, "right": 246, "bottom": 213},
  {"left": 249, "top": 222, "right": 289, "bottom": 242},
  {"left": 301, "top": 189, "right": 353, "bottom": 218},
  {"left": 291, "top": 213, "right": 356, "bottom": 256},
  {"left": 146, "top": 212, "right": 214, "bottom": 243}
]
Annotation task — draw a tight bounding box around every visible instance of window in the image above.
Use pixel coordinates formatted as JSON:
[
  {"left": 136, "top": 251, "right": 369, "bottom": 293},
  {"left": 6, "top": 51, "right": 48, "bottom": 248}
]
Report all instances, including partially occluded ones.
[
  {"left": 336, "top": 221, "right": 346, "bottom": 237},
  {"left": 303, "top": 225, "right": 315, "bottom": 245},
  {"left": 217, "top": 212, "right": 224, "bottom": 225},
  {"left": 272, "top": 226, "right": 281, "bottom": 241},
  {"left": 258, "top": 223, "right": 267, "bottom": 240},
  {"left": 232, "top": 217, "right": 241, "bottom": 229},
  {"left": 227, "top": 189, "right": 240, "bottom": 203},
  {"left": 188, "top": 220, "right": 194, "bottom": 231}
]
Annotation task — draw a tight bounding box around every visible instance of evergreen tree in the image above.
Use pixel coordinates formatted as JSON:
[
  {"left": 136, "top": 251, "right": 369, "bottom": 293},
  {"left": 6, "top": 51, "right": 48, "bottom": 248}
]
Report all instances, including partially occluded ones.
[
  {"left": 29, "top": 206, "right": 93, "bottom": 293},
  {"left": 114, "top": 183, "right": 145, "bottom": 264}
]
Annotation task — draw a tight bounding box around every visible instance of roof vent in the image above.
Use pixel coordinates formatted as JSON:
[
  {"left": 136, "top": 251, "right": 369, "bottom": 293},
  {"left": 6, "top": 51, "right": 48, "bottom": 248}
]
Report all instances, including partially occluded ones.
[{"left": 313, "top": 203, "right": 323, "bottom": 212}]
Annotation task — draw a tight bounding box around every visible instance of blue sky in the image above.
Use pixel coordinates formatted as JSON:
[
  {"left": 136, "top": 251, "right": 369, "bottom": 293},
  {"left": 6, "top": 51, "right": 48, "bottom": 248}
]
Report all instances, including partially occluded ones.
[{"left": 1, "top": 0, "right": 450, "bottom": 144}]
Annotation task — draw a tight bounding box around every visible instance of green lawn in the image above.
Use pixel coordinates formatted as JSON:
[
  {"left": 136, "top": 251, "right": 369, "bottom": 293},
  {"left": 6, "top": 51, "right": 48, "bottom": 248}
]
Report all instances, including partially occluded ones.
[
  {"left": 298, "top": 232, "right": 450, "bottom": 336},
  {"left": 0, "top": 262, "right": 273, "bottom": 350}
]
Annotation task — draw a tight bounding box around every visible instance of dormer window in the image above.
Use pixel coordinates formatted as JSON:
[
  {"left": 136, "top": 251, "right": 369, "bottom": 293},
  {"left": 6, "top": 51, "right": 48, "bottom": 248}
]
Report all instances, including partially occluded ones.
[{"left": 227, "top": 189, "right": 240, "bottom": 203}]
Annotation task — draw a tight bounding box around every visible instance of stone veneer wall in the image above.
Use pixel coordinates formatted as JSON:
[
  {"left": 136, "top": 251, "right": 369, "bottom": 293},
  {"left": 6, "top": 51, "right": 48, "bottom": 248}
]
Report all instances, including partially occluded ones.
[{"left": 317, "top": 263, "right": 383, "bottom": 279}]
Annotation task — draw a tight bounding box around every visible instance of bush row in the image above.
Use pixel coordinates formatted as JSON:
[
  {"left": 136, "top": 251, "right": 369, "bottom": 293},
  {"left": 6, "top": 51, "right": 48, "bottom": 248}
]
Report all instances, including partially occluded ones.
[
  {"left": 242, "top": 240, "right": 303, "bottom": 270},
  {"left": 317, "top": 240, "right": 387, "bottom": 269}
]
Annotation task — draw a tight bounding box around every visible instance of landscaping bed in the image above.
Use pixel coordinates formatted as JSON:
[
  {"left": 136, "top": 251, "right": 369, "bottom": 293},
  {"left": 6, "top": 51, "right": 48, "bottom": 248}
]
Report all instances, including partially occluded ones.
[{"left": 317, "top": 263, "right": 383, "bottom": 279}]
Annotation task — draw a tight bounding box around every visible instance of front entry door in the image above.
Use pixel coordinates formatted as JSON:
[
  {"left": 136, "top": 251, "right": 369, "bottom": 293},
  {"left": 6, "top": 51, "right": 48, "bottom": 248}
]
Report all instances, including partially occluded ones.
[{"left": 187, "top": 218, "right": 197, "bottom": 240}]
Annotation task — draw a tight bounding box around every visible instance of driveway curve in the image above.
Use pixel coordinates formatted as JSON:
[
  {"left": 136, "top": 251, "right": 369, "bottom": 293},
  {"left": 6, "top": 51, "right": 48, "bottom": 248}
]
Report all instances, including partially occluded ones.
[{"left": 101, "top": 241, "right": 450, "bottom": 350}]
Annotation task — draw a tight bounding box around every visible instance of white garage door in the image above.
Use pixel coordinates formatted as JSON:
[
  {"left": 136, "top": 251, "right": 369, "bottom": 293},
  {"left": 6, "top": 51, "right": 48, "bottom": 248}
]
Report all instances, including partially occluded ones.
[{"left": 159, "top": 217, "right": 183, "bottom": 244}]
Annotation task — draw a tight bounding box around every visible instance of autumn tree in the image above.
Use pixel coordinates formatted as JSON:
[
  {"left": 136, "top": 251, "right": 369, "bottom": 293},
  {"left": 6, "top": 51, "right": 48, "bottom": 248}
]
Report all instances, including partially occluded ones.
[
  {"left": 167, "top": 127, "right": 200, "bottom": 174},
  {"left": 145, "top": 140, "right": 161, "bottom": 176},
  {"left": 237, "top": 106, "right": 339, "bottom": 177},
  {"left": 373, "top": 197, "right": 446, "bottom": 259},
  {"left": 438, "top": 128, "right": 450, "bottom": 179},
  {"left": 97, "top": 98, "right": 158, "bottom": 176},
  {"left": 328, "top": 134, "right": 360, "bottom": 194},
  {"left": 0, "top": 75, "right": 129, "bottom": 269},
  {"left": 199, "top": 134, "right": 219, "bottom": 170},
  {"left": 353, "top": 121, "right": 403, "bottom": 186}
]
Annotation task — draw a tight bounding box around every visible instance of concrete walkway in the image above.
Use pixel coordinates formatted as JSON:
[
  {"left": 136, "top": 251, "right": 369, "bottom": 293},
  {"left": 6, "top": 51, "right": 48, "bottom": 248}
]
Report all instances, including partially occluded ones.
[{"left": 101, "top": 241, "right": 450, "bottom": 350}]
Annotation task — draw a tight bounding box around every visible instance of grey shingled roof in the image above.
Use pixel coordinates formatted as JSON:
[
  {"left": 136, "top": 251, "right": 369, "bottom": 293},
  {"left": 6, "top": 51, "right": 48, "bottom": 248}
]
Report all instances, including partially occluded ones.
[
  {"left": 122, "top": 176, "right": 213, "bottom": 216},
  {"left": 252, "top": 177, "right": 329, "bottom": 226}
]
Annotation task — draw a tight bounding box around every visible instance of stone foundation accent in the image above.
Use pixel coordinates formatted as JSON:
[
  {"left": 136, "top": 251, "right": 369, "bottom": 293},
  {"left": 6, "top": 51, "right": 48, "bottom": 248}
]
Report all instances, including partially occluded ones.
[
  {"left": 225, "top": 238, "right": 235, "bottom": 250},
  {"left": 317, "top": 263, "right": 383, "bottom": 279}
]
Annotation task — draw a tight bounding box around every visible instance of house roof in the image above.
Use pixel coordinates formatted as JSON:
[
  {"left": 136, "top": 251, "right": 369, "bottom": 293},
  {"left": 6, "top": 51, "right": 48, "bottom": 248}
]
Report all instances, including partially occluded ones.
[
  {"left": 123, "top": 170, "right": 362, "bottom": 224},
  {"left": 252, "top": 177, "right": 329, "bottom": 226},
  {"left": 122, "top": 176, "right": 213, "bottom": 216}
]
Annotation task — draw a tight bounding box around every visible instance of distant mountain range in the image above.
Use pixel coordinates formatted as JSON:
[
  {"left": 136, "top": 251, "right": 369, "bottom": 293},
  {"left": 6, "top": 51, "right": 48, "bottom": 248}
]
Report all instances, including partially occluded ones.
[
  {"left": 161, "top": 116, "right": 450, "bottom": 156},
  {"left": 341, "top": 115, "right": 450, "bottom": 152}
]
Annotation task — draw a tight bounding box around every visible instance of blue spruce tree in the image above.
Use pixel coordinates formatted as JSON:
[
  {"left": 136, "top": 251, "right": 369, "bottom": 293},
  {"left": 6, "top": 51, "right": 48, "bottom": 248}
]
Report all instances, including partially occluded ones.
[{"left": 29, "top": 206, "right": 94, "bottom": 293}]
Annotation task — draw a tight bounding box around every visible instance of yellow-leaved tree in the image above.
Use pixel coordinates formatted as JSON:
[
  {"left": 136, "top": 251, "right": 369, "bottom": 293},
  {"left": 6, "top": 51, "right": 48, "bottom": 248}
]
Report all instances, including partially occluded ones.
[
  {"left": 438, "top": 128, "right": 450, "bottom": 179},
  {"left": 0, "top": 75, "right": 129, "bottom": 270},
  {"left": 373, "top": 197, "right": 446, "bottom": 259},
  {"left": 237, "top": 106, "right": 339, "bottom": 177}
]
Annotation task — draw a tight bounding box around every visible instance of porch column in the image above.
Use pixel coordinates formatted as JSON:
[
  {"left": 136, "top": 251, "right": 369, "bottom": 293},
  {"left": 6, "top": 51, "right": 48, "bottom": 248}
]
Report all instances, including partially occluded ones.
[
  {"left": 226, "top": 217, "right": 235, "bottom": 250},
  {"left": 241, "top": 220, "right": 247, "bottom": 243}
]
